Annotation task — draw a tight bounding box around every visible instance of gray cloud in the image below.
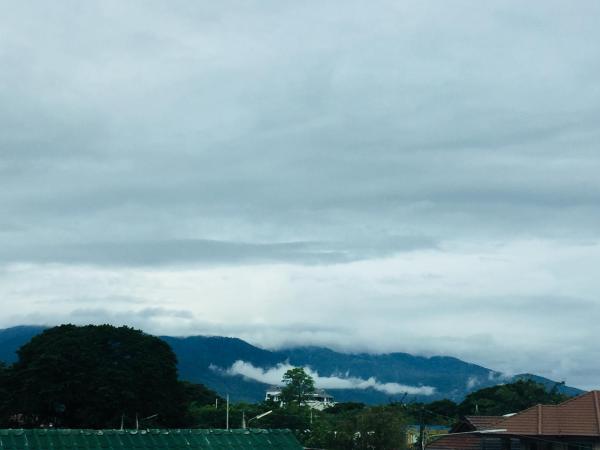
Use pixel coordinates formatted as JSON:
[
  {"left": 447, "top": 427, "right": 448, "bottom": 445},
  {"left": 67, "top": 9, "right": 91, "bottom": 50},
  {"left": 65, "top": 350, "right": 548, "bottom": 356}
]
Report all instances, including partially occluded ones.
[
  {"left": 2, "top": 1, "right": 600, "bottom": 249},
  {"left": 0, "top": 236, "right": 436, "bottom": 266},
  {"left": 1, "top": 1, "right": 600, "bottom": 389}
]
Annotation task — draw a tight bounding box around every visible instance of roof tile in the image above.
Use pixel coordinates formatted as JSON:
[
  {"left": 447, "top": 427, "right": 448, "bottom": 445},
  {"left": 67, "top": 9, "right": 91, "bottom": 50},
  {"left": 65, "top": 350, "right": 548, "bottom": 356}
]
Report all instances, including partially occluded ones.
[
  {"left": 492, "top": 391, "right": 600, "bottom": 436},
  {"left": 428, "top": 434, "right": 482, "bottom": 450}
]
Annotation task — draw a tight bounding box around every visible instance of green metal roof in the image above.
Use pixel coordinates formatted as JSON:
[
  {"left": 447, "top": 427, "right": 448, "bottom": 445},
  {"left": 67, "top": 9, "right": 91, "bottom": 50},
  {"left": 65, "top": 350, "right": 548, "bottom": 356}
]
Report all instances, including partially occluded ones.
[{"left": 0, "top": 429, "right": 303, "bottom": 450}]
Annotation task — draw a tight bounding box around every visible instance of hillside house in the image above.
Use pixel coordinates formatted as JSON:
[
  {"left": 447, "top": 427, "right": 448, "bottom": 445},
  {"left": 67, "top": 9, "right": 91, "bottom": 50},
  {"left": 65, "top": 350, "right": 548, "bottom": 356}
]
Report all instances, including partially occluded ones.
[
  {"left": 427, "top": 391, "right": 600, "bottom": 450},
  {"left": 265, "top": 386, "right": 336, "bottom": 410}
]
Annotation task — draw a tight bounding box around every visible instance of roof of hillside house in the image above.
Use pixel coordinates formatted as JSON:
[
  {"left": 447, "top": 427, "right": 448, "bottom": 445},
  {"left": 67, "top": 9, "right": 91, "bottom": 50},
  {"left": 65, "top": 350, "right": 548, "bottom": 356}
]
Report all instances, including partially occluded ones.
[
  {"left": 266, "top": 387, "right": 334, "bottom": 401},
  {"left": 493, "top": 390, "right": 600, "bottom": 436},
  {"left": 0, "top": 429, "right": 303, "bottom": 450}
]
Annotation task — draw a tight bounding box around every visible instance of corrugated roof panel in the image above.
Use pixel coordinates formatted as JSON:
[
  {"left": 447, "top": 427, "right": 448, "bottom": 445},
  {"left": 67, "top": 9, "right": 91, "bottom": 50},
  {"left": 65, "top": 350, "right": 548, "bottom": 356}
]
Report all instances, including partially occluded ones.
[
  {"left": 188, "top": 434, "right": 208, "bottom": 449},
  {"left": 2, "top": 433, "right": 13, "bottom": 449},
  {"left": 104, "top": 433, "right": 119, "bottom": 449},
  {"left": 0, "top": 430, "right": 302, "bottom": 450},
  {"left": 14, "top": 433, "right": 26, "bottom": 450}
]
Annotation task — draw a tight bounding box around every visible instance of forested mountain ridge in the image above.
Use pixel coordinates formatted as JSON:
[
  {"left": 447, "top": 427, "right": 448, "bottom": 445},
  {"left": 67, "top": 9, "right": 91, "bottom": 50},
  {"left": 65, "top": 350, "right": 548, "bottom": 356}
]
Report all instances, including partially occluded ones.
[{"left": 0, "top": 326, "right": 583, "bottom": 403}]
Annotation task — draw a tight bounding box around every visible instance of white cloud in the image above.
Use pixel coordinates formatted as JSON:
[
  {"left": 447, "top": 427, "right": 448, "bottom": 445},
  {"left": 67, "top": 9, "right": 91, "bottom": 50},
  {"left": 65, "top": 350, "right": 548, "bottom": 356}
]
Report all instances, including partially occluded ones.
[
  {"left": 2, "top": 238, "right": 600, "bottom": 391},
  {"left": 466, "top": 377, "right": 480, "bottom": 390},
  {"left": 216, "top": 360, "right": 435, "bottom": 396}
]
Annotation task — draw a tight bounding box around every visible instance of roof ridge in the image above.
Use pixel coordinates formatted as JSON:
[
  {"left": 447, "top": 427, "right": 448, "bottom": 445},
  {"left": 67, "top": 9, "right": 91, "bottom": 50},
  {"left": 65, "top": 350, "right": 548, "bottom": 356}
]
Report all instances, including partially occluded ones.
[
  {"left": 554, "top": 390, "right": 593, "bottom": 407},
  {"left": 494, "top": 402, "right": 543, "bottom": 426},
  {"left": 594, "top": 391, "right": 600, "bottom": 434}
]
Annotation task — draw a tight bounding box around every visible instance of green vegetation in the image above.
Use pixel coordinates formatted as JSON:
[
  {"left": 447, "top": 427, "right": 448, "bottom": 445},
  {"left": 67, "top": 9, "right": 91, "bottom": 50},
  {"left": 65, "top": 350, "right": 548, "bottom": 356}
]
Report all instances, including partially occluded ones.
[
  {"left": 458, "top": 378, "right": 569, "bottom": 416},
  {"left": 4, "top": 325, "right": 187, "bottom": 428},
  {"left": 280, "top": 367, "right": 316, "bottom": 404},
  {"left": 0, "top": 362, "right": 11, "bottom": 425}
]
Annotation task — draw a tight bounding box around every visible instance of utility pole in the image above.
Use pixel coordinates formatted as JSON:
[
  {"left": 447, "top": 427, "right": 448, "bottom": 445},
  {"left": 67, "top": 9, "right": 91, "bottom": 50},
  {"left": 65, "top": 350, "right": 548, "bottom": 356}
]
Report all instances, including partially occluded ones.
[
  {"left": 226, "top": 394, "right": 230, "bottom": 430},
  {"left": 419, "top": 407, "right": 425, "bottom": 450}
]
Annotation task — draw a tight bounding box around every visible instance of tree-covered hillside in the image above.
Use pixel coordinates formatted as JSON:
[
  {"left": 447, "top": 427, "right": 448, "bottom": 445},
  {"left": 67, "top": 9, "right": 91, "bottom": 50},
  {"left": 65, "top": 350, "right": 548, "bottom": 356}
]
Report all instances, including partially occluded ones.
[
  {"left": 0, "top": 325, "right": 585, "bottom": 450},
  {"left": 0, "top": 326, "right": 583, "bottom": 404}
]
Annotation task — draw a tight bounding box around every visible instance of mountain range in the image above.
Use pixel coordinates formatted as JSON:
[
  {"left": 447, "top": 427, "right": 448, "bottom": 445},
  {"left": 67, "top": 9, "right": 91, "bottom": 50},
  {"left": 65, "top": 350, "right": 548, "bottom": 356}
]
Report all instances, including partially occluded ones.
[{"left": 0, "top": 326, "right": 583, "bottom": 403}]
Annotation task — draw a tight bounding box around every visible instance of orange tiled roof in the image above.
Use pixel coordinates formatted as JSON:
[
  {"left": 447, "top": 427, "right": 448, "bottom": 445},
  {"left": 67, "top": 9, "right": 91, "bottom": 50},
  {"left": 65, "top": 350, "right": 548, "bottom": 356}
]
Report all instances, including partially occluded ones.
[
  {"left": 428, "top": 434, "right": 482, "bottom": 450},
  {"left": 494, "top": 391, "right": 600, "bottom": 436},
  {"left": 429, "top": 391, "right": 600, "bottom": 450}
]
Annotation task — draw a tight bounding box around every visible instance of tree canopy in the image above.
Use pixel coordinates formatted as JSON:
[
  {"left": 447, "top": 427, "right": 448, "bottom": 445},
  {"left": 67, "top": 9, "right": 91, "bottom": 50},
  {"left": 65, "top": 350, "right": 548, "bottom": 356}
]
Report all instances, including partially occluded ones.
[
  {"left": 9, "top": 324, "right": 186, "bottom": 428},
  {"left": 458, "top": 379, "right": 569, "bottom": 416},
  {"left": 280, "top": 367, "right": 316, "bottom": 404},
  {"left": 0, "top": 362, "right": 11, "bottom": 426}
]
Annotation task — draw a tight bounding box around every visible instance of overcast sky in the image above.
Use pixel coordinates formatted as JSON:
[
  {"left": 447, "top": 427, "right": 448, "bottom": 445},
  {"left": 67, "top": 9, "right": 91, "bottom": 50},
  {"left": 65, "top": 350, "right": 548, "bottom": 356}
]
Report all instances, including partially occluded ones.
[{"left": 1, "top": 0, "right": 600, "bottom": 390}]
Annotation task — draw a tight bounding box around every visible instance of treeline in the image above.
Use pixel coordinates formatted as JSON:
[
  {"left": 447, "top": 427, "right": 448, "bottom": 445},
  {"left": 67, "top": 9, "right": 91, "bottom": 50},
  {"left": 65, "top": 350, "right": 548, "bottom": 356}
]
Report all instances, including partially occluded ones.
[{"left": 0, "top": 325, "right": 570, "bottom": 450}]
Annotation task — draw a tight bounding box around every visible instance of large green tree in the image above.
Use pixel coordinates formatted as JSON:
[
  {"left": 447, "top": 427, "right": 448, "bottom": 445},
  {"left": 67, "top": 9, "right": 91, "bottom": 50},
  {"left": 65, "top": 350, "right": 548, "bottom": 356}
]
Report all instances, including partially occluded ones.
[
  {"left": 10, "top": 324, "right": 186, "bottom": 428},
  {"left": 0, "top": 362, "right": 13, "bottom": 426},
  {"left": 280, "top": 367, "right": 316, "bottom": 404},
  {"left": 354, "top": 406, "right": 406, "bottom": 450}
]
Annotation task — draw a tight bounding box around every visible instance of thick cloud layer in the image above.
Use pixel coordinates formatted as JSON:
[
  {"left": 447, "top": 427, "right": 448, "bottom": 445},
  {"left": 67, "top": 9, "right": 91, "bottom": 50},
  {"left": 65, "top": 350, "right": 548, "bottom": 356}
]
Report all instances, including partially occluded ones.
[
  {"left": 1, "top": 1, "right": 600, "bottom": 389},
  {"left": 216, "top": 361, "right": 435, "bottom": 396}
]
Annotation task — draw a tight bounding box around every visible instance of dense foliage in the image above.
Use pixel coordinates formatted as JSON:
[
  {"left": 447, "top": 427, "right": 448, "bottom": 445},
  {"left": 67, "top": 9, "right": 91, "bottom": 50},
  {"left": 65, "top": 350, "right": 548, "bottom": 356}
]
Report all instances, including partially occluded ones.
[
  {"left": 7, "top": 325, "right": 187, "bottom": 428},
  {"left": 458, "top": 379, "right": 569, "bottom": 416},
  {"left": 280, "top": 367, "right": 316, "bottom": 404},
  {"left": 0, "top": 362, "right": 11, "bottom": 425}
]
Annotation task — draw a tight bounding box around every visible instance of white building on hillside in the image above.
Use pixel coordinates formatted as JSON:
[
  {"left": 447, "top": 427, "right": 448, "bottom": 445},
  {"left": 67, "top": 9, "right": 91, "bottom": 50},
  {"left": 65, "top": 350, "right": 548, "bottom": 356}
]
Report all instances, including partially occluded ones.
[{"left": 265, "top": 386, "right": 336, "bottom": 411}]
